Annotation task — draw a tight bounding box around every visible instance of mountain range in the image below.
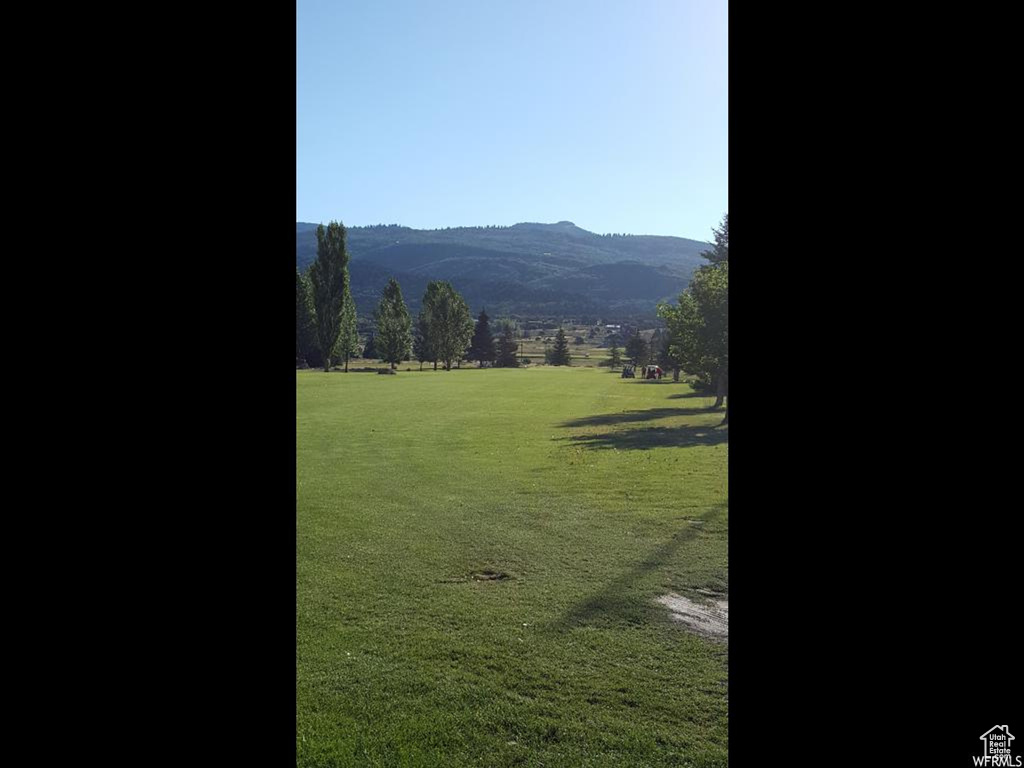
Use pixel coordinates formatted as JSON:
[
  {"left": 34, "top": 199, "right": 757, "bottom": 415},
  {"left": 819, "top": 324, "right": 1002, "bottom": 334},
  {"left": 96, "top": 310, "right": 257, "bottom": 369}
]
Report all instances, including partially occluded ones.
[{"left": 296, "top": 220, "right": 710, "bottom": 323}]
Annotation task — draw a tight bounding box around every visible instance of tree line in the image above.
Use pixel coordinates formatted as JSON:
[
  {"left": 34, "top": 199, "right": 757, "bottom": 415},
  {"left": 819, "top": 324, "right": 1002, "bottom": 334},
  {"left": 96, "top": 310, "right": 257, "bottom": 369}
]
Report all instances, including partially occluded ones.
[
  {"left": 656, "top": 214, "right": 728, "bottom": 423},
  {"left": 296, "top": 215, "right": 726, "bottom": 402},
  {"left": 298, "top": 221, "right": 572, "bottom": 372},
  {"left": 591, "top": 215, "right": 726, "bottom": 418}
]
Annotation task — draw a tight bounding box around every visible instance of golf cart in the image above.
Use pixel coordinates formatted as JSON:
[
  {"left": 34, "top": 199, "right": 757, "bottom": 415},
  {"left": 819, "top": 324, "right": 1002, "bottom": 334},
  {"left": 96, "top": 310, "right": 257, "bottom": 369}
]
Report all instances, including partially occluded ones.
[{"left": 642, "top": 365, "right": 664, "bottom": 380}]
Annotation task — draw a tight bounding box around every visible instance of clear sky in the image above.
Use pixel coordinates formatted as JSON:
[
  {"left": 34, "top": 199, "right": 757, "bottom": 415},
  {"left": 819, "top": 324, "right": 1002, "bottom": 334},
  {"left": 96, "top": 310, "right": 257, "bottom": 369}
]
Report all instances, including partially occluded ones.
[{"left": 297, "top": 0, "right": 727, "bottom": 240}]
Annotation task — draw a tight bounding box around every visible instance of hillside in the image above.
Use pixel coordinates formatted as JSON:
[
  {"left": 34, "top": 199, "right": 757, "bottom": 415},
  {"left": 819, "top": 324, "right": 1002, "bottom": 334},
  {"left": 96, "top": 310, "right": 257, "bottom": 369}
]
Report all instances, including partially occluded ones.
[{"left": 296, "top": 221, "right": 710, "bottom": 322}]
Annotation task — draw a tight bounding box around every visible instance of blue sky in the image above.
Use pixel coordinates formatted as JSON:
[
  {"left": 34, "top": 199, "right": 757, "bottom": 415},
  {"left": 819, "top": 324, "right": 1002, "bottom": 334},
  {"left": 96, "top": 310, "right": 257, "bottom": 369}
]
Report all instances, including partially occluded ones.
[{"left": 297, "top": 0, "right": 727, "bottom": 240}]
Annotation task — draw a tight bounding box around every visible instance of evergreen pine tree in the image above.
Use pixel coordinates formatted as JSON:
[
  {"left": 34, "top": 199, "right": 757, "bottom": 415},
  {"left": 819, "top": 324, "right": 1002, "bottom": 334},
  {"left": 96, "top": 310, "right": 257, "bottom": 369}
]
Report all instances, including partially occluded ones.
[
  {"left": 361, "top": 333, "right": 378, "bottom": 361},
  {"left": 546, "top": 327, "right": 572, "bottom": 366},
  {"left": 495, "top": 323, "right": 520, "bottom": 367},
  {"left": 700, "top": 214, "right": 728, "bottom": 264},
  {"left": 608, "top": 343, "right": 622, "bottom": 369},
  {"left": 467, "top": 308, "right": 496, "bottom": 366}
]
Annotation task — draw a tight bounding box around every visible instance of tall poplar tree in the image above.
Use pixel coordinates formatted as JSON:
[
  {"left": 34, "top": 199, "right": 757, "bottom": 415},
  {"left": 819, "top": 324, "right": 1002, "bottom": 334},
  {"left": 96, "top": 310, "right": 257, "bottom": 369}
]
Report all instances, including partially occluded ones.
[
  {"left": 415, "top": 281, "right": 444, "bottom": 370},
  {"left": 296, "top": 269, "right": 316, "bottom": 366},
  {"left": 308, "top": 221, "right": 350, "bottom": 372}
]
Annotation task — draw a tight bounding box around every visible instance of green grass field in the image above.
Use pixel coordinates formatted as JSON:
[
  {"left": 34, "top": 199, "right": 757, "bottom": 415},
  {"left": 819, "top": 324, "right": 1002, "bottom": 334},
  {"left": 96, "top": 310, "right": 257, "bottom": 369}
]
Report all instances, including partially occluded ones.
[{"left": 297, "top": 366, "right": 728, "bottom": 767}]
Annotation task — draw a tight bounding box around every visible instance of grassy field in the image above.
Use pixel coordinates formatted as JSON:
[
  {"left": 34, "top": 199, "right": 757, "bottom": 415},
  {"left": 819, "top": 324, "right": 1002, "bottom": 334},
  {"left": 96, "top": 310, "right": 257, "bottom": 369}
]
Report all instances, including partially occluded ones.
[{"left": 297, "top": 366, "right": 728, "bottom": 767}]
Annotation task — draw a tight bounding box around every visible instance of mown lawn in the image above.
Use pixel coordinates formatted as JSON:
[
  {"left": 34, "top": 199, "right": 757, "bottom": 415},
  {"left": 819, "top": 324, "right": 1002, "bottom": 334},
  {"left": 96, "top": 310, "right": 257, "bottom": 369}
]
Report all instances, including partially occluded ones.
[{"left": 297, "top": 366, "right": 728, "bottom": 767}]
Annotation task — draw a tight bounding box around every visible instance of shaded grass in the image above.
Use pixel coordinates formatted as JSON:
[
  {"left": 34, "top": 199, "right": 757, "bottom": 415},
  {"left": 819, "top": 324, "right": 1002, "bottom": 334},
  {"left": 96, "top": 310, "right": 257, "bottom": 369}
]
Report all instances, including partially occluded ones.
[
  {"left": 561, "top": 424, "right": 729, "bottom": 452},
  {"left": 559, "top": 406, "right": 724, "bottom": 428},
  {"left": 556, "top": 503, "right": 728, "bottom": 630},
  {"left": 297, "top": 367, "right": 728, "bottom": 767}
]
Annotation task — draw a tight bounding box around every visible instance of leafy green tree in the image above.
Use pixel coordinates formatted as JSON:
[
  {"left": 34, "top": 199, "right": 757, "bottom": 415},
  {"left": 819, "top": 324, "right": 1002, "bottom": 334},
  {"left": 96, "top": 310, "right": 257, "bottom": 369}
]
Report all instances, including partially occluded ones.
[
  {"left": 421, "top": 281, "right": 474, "bottom": 370},
  {"left": 466, "top": 308, "right": 496, "bottom": 366},
  {"left": 333, "top": 283, "right": 359, "bottom": 372},
  {"left": 308, "top": 221, "right": 350, "bottom": 372},
  {"left": 417, "top": 281, "right": 444, "bottom": 370},
  {"left": 296, "top": 269, "right": 317, "bottom": 367},
  {"left": 494, "top": 322, "right": 520, "bottom": 367},
  {"left": 374, "top": 278, "right": 413, "bottom": 369},
  {"left": 658, "top": 223, "right": 728, "bottom": 422},
  {"left": 653, "top": 327, "right": 682, "bottom": 381},
  {"left": 546, "top": 328, "right": 572, "bottom": 366},
  {"left": 625, "top": 331, "right": 649, "bottom": 367},
  {"left": 691, "top": 261, "right": 728, "bottom": 415},
  {"left": 412, "top": 314, "right": 430, "bottom": 370},
  {"left": 657, "top": 297, "right": 699, "bottom": 379},
  {"left": 698, "top": 213, "right": 729, "bottom": 420}
]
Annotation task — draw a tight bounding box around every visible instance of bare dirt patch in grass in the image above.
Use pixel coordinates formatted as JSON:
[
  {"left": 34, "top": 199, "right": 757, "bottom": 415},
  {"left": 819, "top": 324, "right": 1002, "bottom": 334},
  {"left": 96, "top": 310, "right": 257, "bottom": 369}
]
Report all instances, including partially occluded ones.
[{"left": 656, "top": 593, "right": 728, "bottom": 641}]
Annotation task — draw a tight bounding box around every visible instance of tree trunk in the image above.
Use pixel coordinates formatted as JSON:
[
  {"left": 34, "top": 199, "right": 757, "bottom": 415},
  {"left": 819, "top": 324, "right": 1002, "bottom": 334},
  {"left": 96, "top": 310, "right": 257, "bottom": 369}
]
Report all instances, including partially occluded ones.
[
  {"left": 391, "top": 361, "right": 396, "bottom": 370},
  {"left": 433, "top": 361, "right": 437, "bottom": 371},
  {"left": 712, "top": 368, "right": 725, "bottom": 408},
  {"left": 323, "top": 356, "right": 331, "bottom": 373},
  {"left": 720, "top": 397, "right": 728, "bottom": 425},
  {"left": 673, "top": 367, "right": 680, "bottom": 382}
]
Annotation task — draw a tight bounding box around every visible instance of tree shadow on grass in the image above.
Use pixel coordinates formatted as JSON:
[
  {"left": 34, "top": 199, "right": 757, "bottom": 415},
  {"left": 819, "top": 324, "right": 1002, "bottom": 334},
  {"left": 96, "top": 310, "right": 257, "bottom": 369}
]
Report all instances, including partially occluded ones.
[
  {"left": 559, "top": 407, "right": 722, "bottom": 428},
  {"left": 668, "top": 392, "right": 716, "bottom": 400},
  {"left": 555, "top": 503, "right": 727, "bottom": 630},
  {"left": 558, "top": 423, "right": 728, "bottom": 451}
]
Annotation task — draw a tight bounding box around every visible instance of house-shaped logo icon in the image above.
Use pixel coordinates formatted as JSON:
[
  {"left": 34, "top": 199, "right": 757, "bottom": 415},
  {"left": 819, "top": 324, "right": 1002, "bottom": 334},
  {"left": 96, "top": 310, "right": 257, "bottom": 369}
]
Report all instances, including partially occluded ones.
[{"left": 980, "top": 725, "right": 1015, "bottom": 760}]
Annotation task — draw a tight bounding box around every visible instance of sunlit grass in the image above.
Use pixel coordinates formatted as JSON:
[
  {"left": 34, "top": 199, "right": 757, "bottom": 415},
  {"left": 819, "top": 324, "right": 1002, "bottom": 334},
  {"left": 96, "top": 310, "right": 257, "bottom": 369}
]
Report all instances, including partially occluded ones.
[{"left": 297, "top": 366, "right": 728, "bottom": 766}]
